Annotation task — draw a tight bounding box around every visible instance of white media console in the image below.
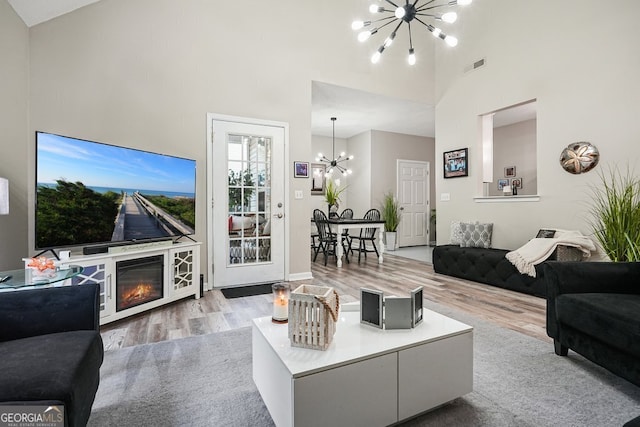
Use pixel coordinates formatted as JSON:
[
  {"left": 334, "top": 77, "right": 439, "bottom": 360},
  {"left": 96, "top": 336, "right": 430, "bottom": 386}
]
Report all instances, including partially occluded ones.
[{"left": 63, "top": 241, "right": 201, "bottom": 325}]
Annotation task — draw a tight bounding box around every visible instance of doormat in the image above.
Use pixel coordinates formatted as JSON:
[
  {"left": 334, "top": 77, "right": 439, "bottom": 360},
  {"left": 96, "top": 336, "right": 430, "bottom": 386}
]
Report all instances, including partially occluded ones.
[{"left": 221, "top": 283, "right": 274, "bottom": 299}]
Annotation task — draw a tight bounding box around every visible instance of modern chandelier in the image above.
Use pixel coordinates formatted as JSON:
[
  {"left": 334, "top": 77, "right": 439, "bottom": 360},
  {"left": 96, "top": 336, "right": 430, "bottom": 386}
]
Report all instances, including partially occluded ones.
[
  {"left": 352, "top": 0, "right": 473, "bottom": 65},
  {"left": 315, "top": 117, "right": 353, "bottom": 176}
]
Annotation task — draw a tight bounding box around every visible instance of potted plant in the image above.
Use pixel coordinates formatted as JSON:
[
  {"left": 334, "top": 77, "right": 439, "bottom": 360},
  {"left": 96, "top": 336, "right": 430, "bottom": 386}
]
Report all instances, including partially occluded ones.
[
  {"left": 589, "top": 165, "right": 640, "bottom": 261},
  {"left": 325, "top": 180, "right": 346, "bottom": 218},
  {"left": 381, "top": 192, "right": 400, "bottom": 251}
]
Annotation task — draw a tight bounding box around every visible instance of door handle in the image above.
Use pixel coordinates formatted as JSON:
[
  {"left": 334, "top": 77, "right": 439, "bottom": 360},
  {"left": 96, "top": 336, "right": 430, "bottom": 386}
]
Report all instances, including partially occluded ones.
[
  {"left": 400, "top": 207, "right": 404, "bottom": 210},
  {"left": 274, "top": 213, "right": 283, "bottom": 218}
]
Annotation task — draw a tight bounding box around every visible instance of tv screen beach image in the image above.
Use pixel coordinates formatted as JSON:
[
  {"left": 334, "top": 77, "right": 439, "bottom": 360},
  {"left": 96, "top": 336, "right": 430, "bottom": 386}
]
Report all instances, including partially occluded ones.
[{"left": 35, "top": 132, "right": 196, "bottom": 249}]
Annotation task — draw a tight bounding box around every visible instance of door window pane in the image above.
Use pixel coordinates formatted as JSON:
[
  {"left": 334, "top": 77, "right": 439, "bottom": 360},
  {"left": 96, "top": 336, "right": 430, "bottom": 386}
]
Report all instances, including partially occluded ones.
[{"left": 227, "top": 134, "right": 272, "bottom": 265}]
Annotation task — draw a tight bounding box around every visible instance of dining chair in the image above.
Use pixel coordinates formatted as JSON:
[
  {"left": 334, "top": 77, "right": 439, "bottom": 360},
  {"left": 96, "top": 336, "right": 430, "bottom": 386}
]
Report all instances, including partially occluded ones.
[
  {"left": 349, "top": 208, "right": 381, "bottom": 263},
  {"left": 339, "top": 208, "right": 354, "bottom": 249},
  {"left": 312, "top": 209, "right": 349, "bottom": 266}
]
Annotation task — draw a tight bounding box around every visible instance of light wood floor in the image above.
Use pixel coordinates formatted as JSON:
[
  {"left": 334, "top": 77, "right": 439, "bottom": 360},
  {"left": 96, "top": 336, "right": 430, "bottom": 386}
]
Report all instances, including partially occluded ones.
[{"left": 100, "top": 251, "right": 549, "bottom": 350}]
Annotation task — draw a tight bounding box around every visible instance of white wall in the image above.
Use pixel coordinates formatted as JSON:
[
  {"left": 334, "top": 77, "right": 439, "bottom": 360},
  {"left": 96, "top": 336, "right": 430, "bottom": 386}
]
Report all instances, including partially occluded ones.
[
  {"left": 22, "top": 0, "right": 437, "bottom": 279},
  {"left": 0, "top": 1, "right": 29, "bottom": 269},
  {"left": 345, "top": 131, "right": 373, "bottom": 217},
  {"left": 435, "top": 0, "right": 640, "bottom": 250},
  {"left": 371, "top": 130, "right": 435, "bottom": 213},
  {"left": 489, "top": 119, "right": 537, "bottom": 196}
]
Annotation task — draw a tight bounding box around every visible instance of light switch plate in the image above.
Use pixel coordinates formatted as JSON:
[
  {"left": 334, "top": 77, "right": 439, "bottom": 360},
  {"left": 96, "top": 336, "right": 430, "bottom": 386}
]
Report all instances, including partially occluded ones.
[
  {"left": 294, "top": 190, "right": 303, "bottom": 199},
  {"left": 440, "top": 193, "right": 451, "bottom": 201}
]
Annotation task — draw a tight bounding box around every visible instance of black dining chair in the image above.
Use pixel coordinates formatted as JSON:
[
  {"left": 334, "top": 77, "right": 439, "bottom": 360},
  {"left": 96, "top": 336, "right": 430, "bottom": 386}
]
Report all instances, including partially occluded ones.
[
  {"left": 339, "top": 208, "right": 354, "bottom": 249},
  {"left": 349, "top": 208, "right": 381, "bottom": 263},
  {"left": 312, "top": 209, "right": 349, "bottom": 266}
]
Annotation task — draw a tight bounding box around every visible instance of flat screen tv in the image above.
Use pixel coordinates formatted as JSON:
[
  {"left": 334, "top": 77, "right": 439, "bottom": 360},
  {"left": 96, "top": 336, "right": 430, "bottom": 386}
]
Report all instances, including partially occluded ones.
[{"left": 35, "top": 131, "right": 196, "bottom": 251}]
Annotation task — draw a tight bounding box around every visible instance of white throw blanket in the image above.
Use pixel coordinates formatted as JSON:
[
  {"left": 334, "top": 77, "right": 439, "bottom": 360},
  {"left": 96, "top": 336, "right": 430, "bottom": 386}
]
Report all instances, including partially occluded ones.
[{"left": 506, "top": 230, "right": 596, "bottom": 277}]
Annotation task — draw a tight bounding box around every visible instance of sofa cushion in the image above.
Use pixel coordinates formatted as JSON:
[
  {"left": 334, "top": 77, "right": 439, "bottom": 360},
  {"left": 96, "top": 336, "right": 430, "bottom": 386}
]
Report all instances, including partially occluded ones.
[
  {"left": 450, "top": 220, "right": 464, "bottom": 245},
  {"left": 0, "top": 330, "right": 104, "bottom": 425},
  {"left": 556, "top": 293, "right": 640, "bottom": 357},
  {"left": 459, "top": 222, "right": 493, "bottom": 249}
]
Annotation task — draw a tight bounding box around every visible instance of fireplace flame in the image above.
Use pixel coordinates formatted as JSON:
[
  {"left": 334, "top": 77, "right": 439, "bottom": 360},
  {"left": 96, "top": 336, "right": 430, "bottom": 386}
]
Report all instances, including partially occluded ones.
[{"left": 122, "top": 283, "right": 154, "bottom": 305}]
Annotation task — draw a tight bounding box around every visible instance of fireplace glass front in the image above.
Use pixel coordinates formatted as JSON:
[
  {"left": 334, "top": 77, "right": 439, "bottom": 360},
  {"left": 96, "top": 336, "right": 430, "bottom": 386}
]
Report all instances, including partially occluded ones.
[{"left": 116, "top": 255, "right": 164, "bottom": 312}]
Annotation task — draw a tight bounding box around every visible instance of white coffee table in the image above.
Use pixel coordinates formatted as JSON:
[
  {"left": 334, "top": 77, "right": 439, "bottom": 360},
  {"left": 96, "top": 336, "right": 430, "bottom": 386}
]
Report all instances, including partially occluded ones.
[{"left": 252, "top": 309, "right": 473, "bottom": 427}]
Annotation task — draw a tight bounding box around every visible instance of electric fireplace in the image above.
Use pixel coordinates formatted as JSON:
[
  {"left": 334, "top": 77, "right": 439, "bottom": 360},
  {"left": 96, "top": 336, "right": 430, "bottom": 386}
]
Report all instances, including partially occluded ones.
[{"left": 116, "top": 255, "right": 164, "bottom": 312}]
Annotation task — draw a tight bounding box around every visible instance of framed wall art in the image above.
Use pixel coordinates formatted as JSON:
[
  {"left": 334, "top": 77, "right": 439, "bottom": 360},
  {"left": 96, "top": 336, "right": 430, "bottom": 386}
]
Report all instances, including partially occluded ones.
[
  {"left": 311, "top": 163, "right": 326, "bottom": 195},
  {"left": 443, "top": 148, "right": 468, "bottom": 178},
  {"left": 294, "top": 161, "right": 309, "bottom": 178},
  {"left": 504, "top": 166, "right": 516, "bottom": 177},
  {"left": 511, "top": 177, "right": 523, "bottom": 189},
  {"left": 497, "top": 178, "right": 510, "bottom": 190}
]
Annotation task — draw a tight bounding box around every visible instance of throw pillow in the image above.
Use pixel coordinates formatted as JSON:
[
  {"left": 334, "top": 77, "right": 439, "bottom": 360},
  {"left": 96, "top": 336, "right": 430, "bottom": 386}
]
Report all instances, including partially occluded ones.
[
  {"left": 536, "top": 229, "right": 556, "bottom": 238},
  {"left": 459, "top": 222, "right": 493, "bottom": 249},
  {"left": 450, "top": 221, "right": 464, "bottom": 245}
]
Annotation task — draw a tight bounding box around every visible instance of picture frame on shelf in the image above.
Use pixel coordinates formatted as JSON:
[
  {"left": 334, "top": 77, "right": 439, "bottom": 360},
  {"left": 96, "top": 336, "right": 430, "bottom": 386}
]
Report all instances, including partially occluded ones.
[
  {"left": 443, "top": 148, "right": 469, "bottom": 178},
  {"left": 311, "top": 163, "right": 326, "bottom": 195},
  {"left": 504, "top": 166, "right": 516, "bottom": 177},
  {"left": 511, "top": 177, "right": 523, "bottom": 189},
  {"left": 497, "top": 178, "right": 510, "bottom": 191},
  {"left": 294, "top": 161, "right": 309, "bottom": 178}
]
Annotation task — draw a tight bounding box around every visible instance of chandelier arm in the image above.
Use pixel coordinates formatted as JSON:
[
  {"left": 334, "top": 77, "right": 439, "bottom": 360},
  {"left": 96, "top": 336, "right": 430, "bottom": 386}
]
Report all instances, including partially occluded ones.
[
  {"left": 385, "top": 0, "right": 401, "bottom": 8},
  {"left": 371, "top": 15, "right": 398, "bottom": 25},
  {"left": 415, "top": 12, "right": 438, "bottom": 18},
  {"left": 375, "top": 18, "right": 402, "bottom": 33},
  {"left": 407, "top": 21, "right": 414, "bottom": 49},
  {"left": 414, "top": 16, "right": 438, "bottom": 31},
  {"left": 416, "top": 3, "right": 454, "bottom": 12},
  {"left": 388, "top": 20, "right": 404, "bottom": 38}
]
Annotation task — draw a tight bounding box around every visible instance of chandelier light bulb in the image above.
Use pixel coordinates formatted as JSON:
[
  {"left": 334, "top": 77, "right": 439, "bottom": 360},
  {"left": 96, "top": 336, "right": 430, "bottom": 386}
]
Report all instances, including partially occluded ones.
[
  {"left": 394, "top": 6, "right": 406, "bottom": 19},
  {"left": 369, "top": 4, "right": 383, "bottom": 13},
  {"left": 348, "top": 155, "right": 354, "bottom": 160},
  {"left": 383, "top": 32, "right": 396, "bottom": 48},
  {"left": 358, "top": 30, "right": 373, "bottom": 42},
  {"left": 352, "top": 20, "right": 365, "bottom": 30},
  {"left": 441, "top": 12, "right": 457, "bottom": 23},
  {"left": 445, "top": 35, "right": 458, "bottom": 46},
  {"left": 432, "top": 27, "right": 442, "bottom": 37},
  {"left": 408, "top": 48, "right": 416, "bottom": 65},
  {"left": 457, "top": 0, "right": 472, "bottom": 5}
]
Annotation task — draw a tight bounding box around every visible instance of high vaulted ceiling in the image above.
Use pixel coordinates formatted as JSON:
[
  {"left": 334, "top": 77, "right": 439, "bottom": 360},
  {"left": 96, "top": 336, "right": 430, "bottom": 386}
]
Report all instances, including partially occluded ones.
[{"left": 8, "top": 1, "right": 530, "bottom": 140}]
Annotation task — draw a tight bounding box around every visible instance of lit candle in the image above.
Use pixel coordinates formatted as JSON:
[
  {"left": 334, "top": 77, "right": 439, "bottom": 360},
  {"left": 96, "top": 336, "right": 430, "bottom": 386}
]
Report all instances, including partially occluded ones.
[{"left": 272, "top": 283, "right": 290, "bottom": 323}]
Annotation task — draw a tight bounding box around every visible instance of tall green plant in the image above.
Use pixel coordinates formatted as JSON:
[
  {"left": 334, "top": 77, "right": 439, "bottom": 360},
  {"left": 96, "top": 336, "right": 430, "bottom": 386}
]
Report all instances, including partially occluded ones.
[
  {"left": 381, "top": 192, "right": 400, "bottom": 232},
  {"left": 589, "top": 166, "right": 640, "bottom": 261},
  {"left": 324, "top": 180, "right": 346, "bottom": 206}
]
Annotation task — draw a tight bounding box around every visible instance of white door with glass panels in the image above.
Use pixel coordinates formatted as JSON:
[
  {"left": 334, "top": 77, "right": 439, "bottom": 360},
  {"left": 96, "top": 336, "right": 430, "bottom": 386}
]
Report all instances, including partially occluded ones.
[
  {"left": 397, "top": 160, "right": 430, "bottom": 247},
  {"left": 208, "top": 116, "right": 286, "bottom": 288}
]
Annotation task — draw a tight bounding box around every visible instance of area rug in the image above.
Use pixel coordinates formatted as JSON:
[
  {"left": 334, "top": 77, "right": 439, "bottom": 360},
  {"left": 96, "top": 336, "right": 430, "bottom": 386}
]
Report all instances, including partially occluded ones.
[
  {"left": 88, "top": 302, "right": 640, "bottom": 426},
  {"left": 220, "top": 283, "right": 273, "bottom": 299}
]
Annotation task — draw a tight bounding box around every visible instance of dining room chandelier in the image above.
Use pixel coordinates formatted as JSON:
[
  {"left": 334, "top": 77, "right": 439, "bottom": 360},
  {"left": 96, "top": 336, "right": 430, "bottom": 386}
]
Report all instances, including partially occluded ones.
[
  {"left": 352, "top": 0, "right": 473, "bottom": 65},
  {"left": 315, "top": 117, "right": 353, "bottom": 176}
]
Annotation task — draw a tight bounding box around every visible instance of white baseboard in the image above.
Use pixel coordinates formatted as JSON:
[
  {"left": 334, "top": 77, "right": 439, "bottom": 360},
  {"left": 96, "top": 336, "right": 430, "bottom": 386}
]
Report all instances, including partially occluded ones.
[{"left": 288, "top": 271, "right": 312, "bottom": 282}]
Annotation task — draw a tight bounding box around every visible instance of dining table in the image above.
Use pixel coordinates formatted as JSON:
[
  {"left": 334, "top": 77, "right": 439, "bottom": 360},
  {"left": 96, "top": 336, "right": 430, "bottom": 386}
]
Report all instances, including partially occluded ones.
[{"left": 316, "top": 217, "right": 386, "bottom": 267}]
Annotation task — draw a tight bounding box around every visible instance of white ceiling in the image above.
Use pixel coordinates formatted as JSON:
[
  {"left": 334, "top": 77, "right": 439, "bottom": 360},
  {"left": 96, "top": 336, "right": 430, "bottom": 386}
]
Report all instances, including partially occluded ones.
[
  {"left": 8, "top": 1, "right": 532, "bottom": 141},
  {"left": 312, "top": 82, "right": 435, "bottom": 139},
  {"left": 8, "top": 0, "right": 100, "bottom": 27}
]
